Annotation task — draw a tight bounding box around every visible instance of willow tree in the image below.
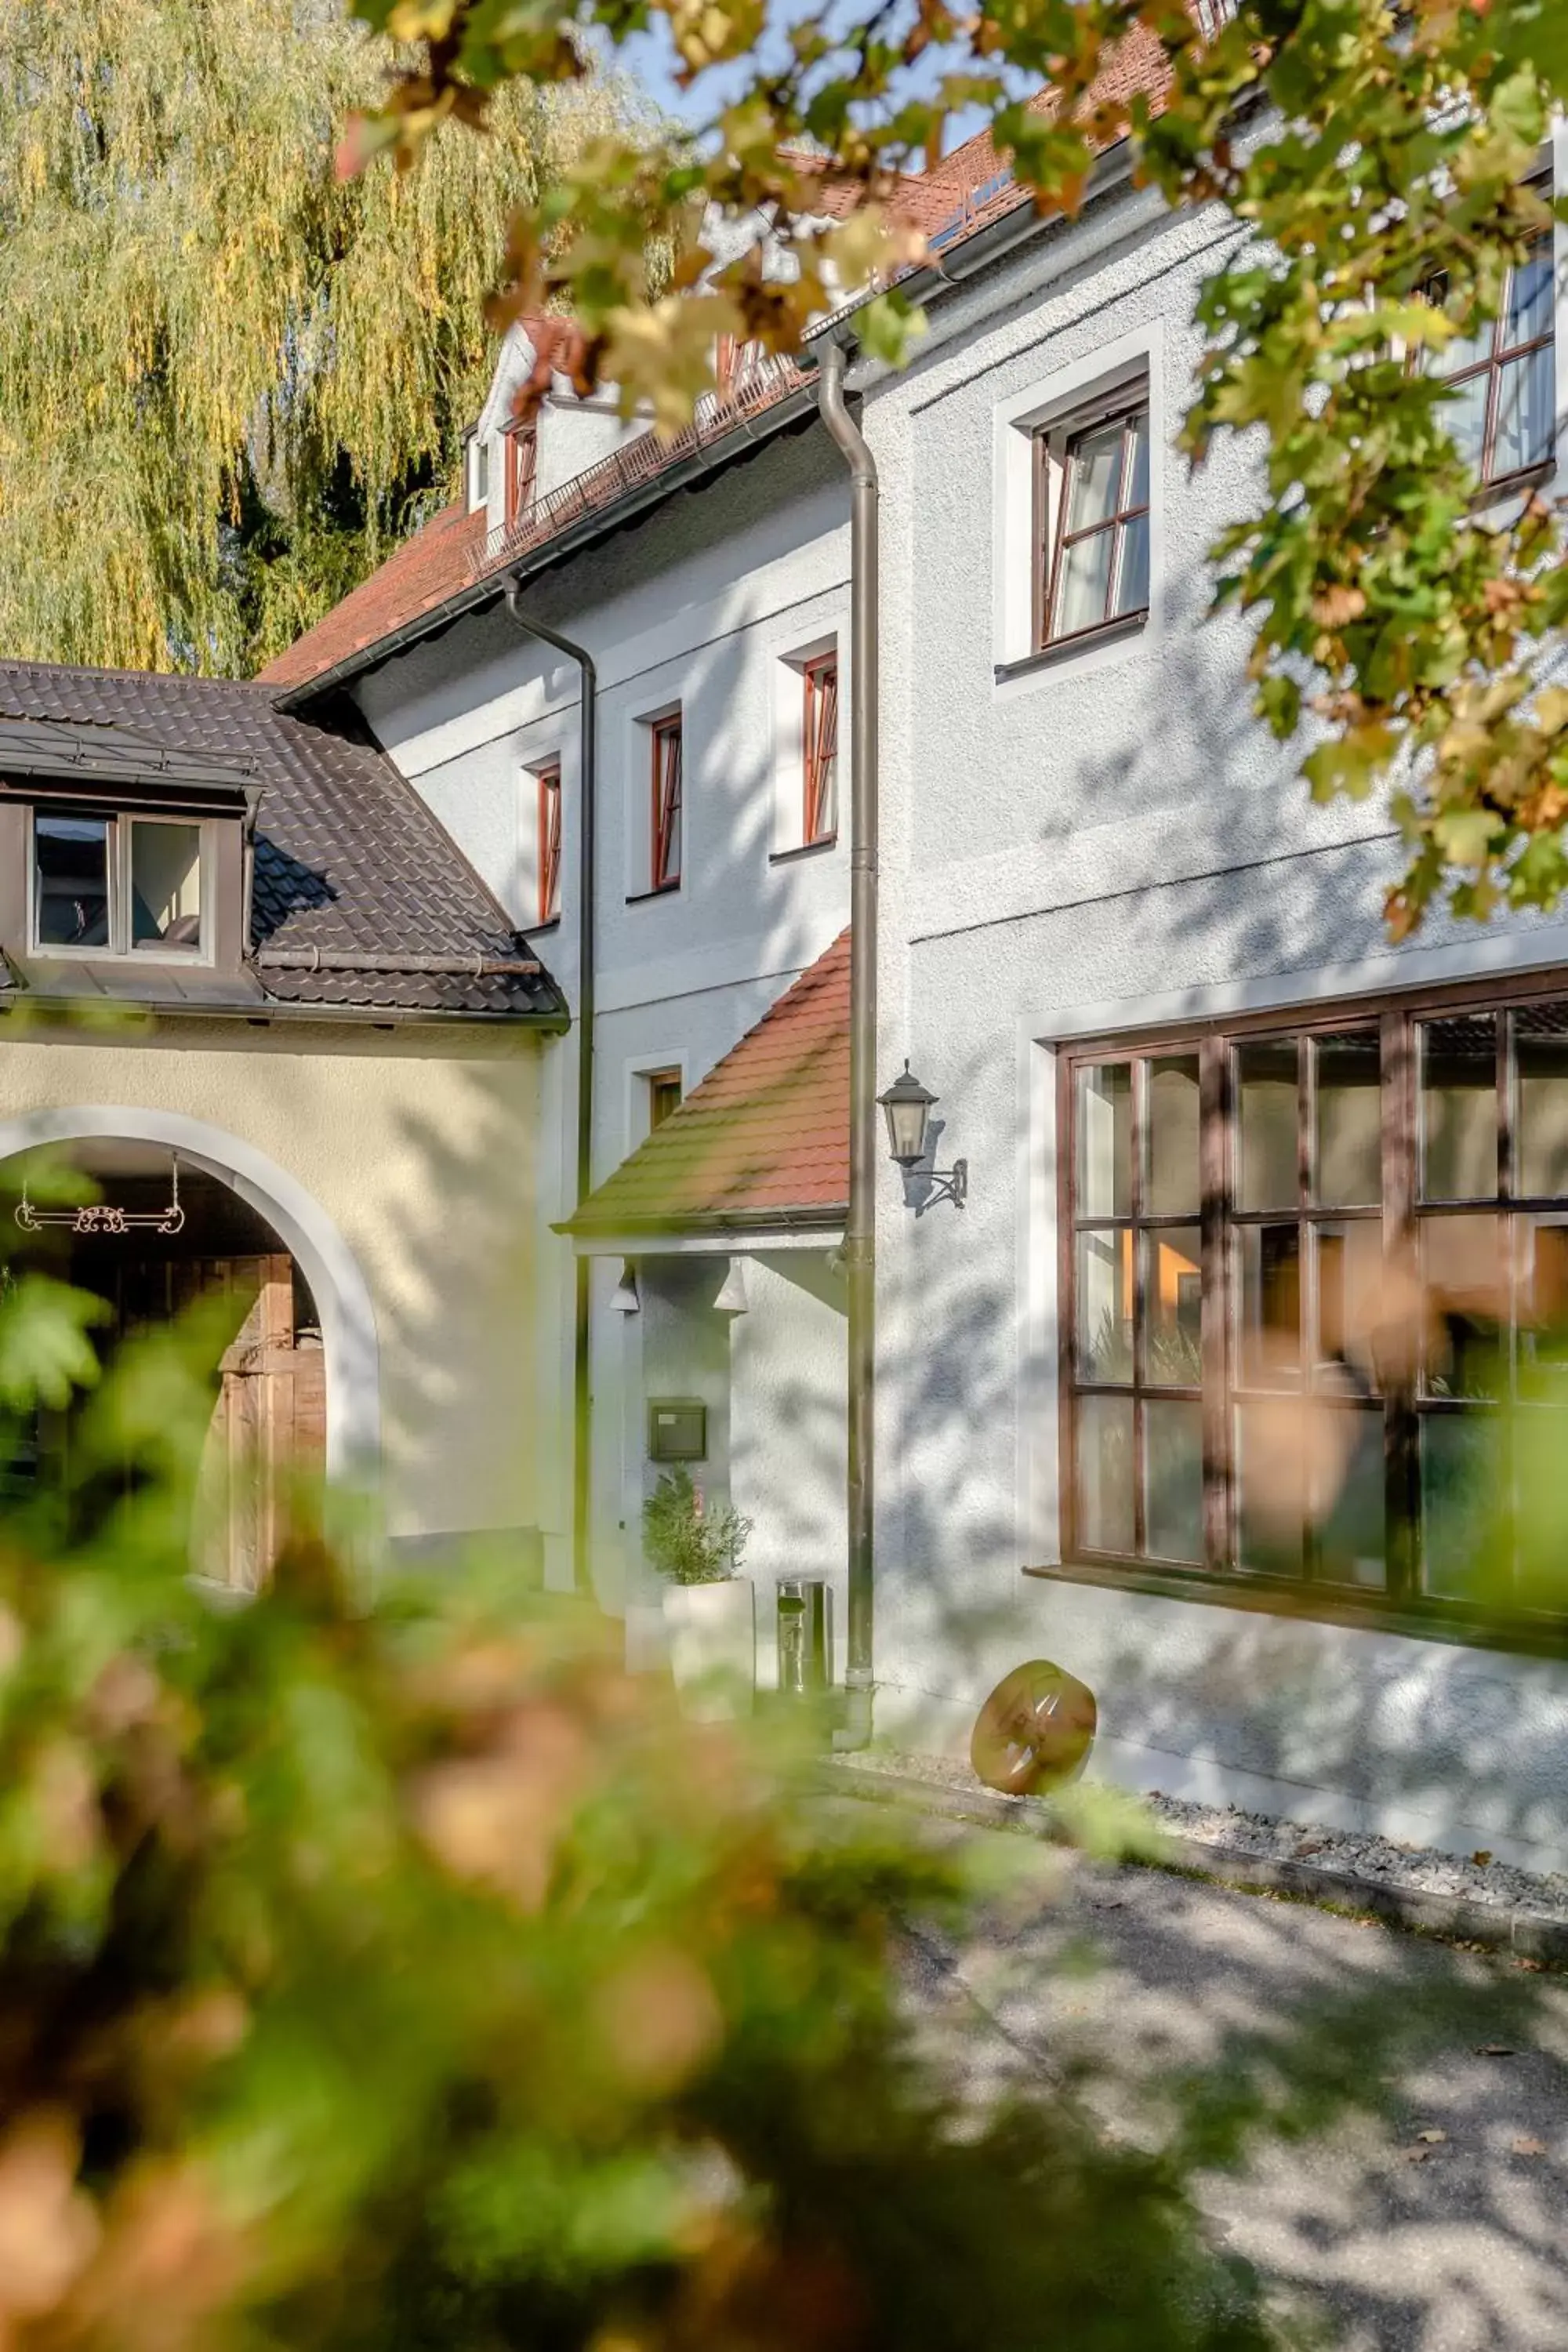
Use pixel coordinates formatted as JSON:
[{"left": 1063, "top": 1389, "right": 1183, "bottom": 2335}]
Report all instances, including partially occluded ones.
[{"left": 0, "top": 2, "right": 637, "bottom": 677}]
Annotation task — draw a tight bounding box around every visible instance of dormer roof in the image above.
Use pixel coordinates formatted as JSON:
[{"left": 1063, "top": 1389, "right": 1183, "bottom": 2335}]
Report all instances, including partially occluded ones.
[{"left": 0, "top": 662, "right": 566, "bottom": 1023}]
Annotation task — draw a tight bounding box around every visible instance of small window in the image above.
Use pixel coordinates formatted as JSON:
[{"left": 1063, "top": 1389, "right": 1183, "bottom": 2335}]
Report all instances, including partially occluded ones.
[
  {"left": 648, "top": 1069, "right": 683, "bottom": 1130},
  {"left": 129, "top": 819, "right": 203, "bottom": 949},
  {"left": 31, "top": 808, "right": 205, "bottom": 958},
  {"left": 504, "top": 423, "right": 537, "bottom": 530},
  {"left": 1035, "top": 391, "right": 1151, "bottom": 650},
  {"left": 34, "top": 813, "right": 110, "bottom": 948},
  {"left": 536, "top": 761, "right": 562, "bottom": 924},
  {"left": 803, "top": 653, "right": 839, "bottom": 846},
  {"left": 467, "top": 434, "right": 490, "bottom": 511},
  {"left": 650, "top": 713, "right": 682, "bottom": 892},
  {"left": 1420, "top": 216, "right": 1555, "bottom": 488}
]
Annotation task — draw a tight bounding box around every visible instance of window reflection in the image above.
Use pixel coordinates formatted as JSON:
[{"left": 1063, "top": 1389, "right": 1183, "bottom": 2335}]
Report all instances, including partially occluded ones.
[
  {"left": 1075, "top": 1064, "right": 1131, "bottom": 1218},
  {"left": 1238, "top": 1223, "right": 1301, "bottom": 1388},
  {"left": 1143, "top": 1227, "right": 1202, "bottom": 1386},
  {"left": 34, "top": 815, "right": 110, "bottom": 947},
  {"left": 1237, "top": 1040, "right": 1298, "bottom": 1210},
  {"left": 1420, "top": 1014, "right": 1497, "bottom": 1200}
]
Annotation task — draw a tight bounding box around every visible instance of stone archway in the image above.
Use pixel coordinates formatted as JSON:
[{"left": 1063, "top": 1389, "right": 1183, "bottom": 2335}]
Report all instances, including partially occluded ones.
[{"left": 0, "top": 1105, "right": 381, "bottom": 1486}]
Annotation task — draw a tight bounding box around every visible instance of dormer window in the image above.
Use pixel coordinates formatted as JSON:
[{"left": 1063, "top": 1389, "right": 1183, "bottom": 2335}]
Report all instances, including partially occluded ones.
[
  {"left": 466, "top": 433, "right": 491, "bottom": 513},
  {"left": 31, "top": 808, "right": 207, "bottom": 957}
]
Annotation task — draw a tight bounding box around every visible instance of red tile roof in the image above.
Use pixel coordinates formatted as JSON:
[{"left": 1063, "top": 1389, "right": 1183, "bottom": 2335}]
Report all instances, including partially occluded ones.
[
  {"left": 258, "top": 499, "right": 485, "bottom": 689},
  {"left": 567, "top": 931, "right": 850, "bottom": 1235},
  {"left": 261, "top": 33, "right": 1174, "bottom": 699}
]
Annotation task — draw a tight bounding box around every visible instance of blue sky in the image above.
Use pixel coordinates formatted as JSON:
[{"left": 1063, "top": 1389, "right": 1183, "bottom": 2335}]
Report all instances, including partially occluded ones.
[{"left": 605, "top": 1, "right": 1001, "bottom": 165}]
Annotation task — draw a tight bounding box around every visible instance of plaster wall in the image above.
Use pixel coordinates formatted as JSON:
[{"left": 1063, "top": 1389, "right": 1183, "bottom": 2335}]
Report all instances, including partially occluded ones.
[
  {"left": 353, "top": 423, "right": 856, "bottom": 1599},
  {"left": 866, "top": 144, "right": 1568, "bottom": 1865},
  {"left": 729, "top": 1251, "right": 848, "bottom": 1686},
  {"left": 0, "top": 1021, "right": 544, "bottom": 1551}
]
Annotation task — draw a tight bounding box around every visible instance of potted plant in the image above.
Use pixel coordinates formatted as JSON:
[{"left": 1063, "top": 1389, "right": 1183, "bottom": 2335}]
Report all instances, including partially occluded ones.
[{"left": 642, "top": 1466, "right": 754, "bottom": 1717}]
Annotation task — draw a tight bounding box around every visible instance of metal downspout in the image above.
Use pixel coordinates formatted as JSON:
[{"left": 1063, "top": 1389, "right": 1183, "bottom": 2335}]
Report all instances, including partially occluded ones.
[
  {"left": 816, "top": 338, "right": 878, "bottom": 1748},
  {"left": 505, "top": 584, "right": 597, "bottom": 1595}
]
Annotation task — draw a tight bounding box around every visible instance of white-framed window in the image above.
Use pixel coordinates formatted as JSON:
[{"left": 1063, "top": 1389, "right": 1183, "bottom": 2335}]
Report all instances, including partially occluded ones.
[
  {"left": 622, "top": 1051, "right": 690, "bottom": 1149},
  {"left": 31, "top": 807, "right": 209, "bottom": 959},
  {"left": 465, "top": 431, "right": 490, "bottom": 514},
  {"left": 994, "top": 332, "right": 1161, "bottom": 676}
]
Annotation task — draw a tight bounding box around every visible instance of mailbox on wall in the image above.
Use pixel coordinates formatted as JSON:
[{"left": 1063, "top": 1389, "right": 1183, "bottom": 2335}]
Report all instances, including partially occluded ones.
[{"left": 647, "top": 1399, "right": 708, "bottom": 1462}]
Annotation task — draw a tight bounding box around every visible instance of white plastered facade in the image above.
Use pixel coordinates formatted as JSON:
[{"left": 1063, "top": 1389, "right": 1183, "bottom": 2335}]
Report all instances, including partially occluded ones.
[{"left": 343, "top": 140, "right": 1568, "bottom": 1865}]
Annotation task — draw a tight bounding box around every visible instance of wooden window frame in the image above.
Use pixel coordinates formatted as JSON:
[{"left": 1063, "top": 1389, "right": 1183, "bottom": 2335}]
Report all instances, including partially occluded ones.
[
  {"left": 802, "top": 652, "right": 839, "bottom": 848},
  {"left": 28, "top": 805, "right": 211, "bottom": 963},
  {"left": 503, "top": 422, "right": 538, "bottom": 531},
  {"left": 535, "top": 760, "right": 562, "bottom": 925},
  {"left": 647, "top": 1069, "right": 683, "bottom": 1131},
  {"left": 1034, "top": 390, "right": 1151, "bottom": 652},
  {"left": 1417, "top": 187, "right": 1555, "bottom": 493},
  {"left": 649, "top": 713, "right": 683, "bottom": 894},
  {"left": 1056, "top": 967, "right": 1568, "bottom": 1644}
]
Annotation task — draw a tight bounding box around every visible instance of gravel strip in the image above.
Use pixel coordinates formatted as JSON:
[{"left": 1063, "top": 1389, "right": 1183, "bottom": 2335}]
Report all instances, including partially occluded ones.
[{"left": 824, "top": 1748, "right": 1568, "bottom": 1932}]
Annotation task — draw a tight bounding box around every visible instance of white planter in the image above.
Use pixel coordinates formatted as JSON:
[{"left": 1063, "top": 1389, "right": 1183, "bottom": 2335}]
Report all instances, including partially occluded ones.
[{"left": 661, "top": 1578, "right": 755, "bottom": 1719}]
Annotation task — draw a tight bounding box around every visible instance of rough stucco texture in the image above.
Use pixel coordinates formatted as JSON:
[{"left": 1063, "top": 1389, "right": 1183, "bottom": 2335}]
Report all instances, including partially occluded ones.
[
  {"left": 0, "top": 1023, "right": 542, "bottom": 1545},
  {"left": 867, "top": 171, "right": 1568, "bottom": 1870}
]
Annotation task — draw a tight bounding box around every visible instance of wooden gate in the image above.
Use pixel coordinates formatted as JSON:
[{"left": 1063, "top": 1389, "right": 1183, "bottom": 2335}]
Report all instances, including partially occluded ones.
[{"left": 193, "top": 1256, "right": 326, "bottom": 1590}]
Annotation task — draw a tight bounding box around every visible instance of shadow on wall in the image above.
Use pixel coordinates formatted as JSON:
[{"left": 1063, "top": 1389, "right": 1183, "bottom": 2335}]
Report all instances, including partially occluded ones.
[{"left": 878, "top": 538, "right": 1568, "bottom": 1864}]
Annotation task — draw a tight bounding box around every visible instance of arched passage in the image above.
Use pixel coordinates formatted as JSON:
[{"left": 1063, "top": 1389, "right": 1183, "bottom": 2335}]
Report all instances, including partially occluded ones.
[{"left": 0, "top": 1105, "right": 381, "bottom": 1484}]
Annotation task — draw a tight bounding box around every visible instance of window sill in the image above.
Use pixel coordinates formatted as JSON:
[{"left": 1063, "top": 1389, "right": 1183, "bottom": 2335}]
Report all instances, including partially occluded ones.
[
  {"left": 624, "top": 882, "right": 682, "bottom": 906},
  {"left": 768, "top": 837, "right": 838, "bottom": 865},
  {"left": 31, "top": 946, "right": 212, "bottom": 970},
  {"left": 1471, "top": 456, "right": 1555, "bottom": 517},
  {"left": 995, "top": 607, "right": 1148, "bottom": 683},
  {"left": 1023, "top": 1555, "right": 1568, "bottom": 1661}
]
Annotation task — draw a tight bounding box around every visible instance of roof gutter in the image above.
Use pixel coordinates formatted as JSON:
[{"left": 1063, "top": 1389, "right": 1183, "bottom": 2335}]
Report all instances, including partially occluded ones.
[
  {"left": 274, "top": 382, "right": 819, "bottom": 715},
  {"left": 815, "top": 336, "right": 878, "bottom": 1752},
  {"left": 503, "top": 587, "right": 597, "bottom": 1599}
]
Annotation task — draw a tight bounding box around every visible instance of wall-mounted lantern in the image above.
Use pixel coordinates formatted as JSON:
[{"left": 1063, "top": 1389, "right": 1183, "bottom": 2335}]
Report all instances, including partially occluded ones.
[{"left": 877, "top": 1062, "right": 967, "bottom": 1210}]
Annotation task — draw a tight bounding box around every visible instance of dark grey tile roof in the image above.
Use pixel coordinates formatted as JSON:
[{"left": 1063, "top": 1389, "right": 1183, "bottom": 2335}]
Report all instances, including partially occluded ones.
[{"left": 0, "top": 662, "right": 564, "bottom": 1019}]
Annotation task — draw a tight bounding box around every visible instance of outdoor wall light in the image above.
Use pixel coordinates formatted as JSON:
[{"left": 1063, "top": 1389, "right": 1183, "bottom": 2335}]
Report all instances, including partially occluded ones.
[
  {"left": 713, "top": 1258, "right": 749, "bottom": 1314},
  {"left": 877, "top": 1062, "right": 967, "bottom": 1209},
  {"left": 608, "top": 1259, "right": 641, "bottom": 1313}
]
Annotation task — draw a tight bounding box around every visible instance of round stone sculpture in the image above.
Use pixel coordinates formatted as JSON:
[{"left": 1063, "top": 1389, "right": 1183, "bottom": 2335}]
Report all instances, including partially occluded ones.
[{"left": 970, "top": 1660, "right": 1098, "bottom": 1796}]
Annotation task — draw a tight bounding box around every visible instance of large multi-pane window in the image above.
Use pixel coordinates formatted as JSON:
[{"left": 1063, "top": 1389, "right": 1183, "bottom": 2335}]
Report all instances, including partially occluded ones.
[
  {"left": 1061, "top": 983, "right": 1568, "bottom": 1630},
  {"left": 1422, "top": 207, "right": 1556, "bottom": 489}
]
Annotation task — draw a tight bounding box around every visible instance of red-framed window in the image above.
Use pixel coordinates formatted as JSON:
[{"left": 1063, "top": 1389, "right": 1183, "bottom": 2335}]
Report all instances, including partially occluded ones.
[
  {"left": 803, "top": 652, "right": 839, "bottom": 847},
  {"left": 1421, "top": 205, "right": 1555, "bottom": 490},
  {"left": 650, "top": 713, "right": 682, "bottom": 892},
  {"left": 536, "top": 760, "right": 562, "bottom": 925},
  {"left": 504, "top": 423, "right": 537, "bottom": 529},
  {"left": 1035, "top": 395, "right": 1150, "bottom": 650}
]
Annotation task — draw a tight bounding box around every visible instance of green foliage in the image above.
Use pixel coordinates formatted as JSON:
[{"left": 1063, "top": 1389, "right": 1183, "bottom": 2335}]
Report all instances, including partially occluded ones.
[
  {"left": 641, "top": 1463, "right": 752, "bottom": 1584},
  {"left": 0, "top": 0, "right": 647, "bottom": 676},
  {"left": 350, "top": 0, "right": 1568, "bottom": 934},
  {"left": 0, "top": 1218, "right": 1314, "bottom": 2352}
]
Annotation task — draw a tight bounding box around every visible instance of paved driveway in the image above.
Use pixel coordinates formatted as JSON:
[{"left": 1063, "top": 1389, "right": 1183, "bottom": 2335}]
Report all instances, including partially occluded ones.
[{"left": 898, "top": 1830, "right": 1568, "bottom": 2352}]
